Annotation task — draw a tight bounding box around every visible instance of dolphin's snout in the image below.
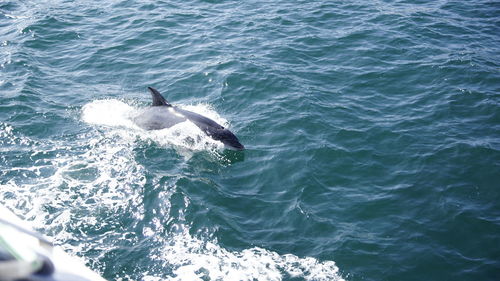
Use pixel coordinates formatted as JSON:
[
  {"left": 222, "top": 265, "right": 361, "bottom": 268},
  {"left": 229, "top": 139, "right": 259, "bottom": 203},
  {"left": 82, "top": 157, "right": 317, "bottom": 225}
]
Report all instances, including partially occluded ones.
[
  {"left": 231, "top": 141, "right": 245, "bottom": 151},
  {"left": 210, "top": 128, "right": 244, "bottom": 150}
]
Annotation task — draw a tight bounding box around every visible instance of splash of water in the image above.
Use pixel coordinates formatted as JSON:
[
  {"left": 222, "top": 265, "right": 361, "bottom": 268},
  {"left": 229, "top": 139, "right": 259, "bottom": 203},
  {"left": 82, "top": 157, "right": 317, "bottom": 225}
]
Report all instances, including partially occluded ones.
[{"left": 81, "top": 99, "right": 226, "bottom": 152}]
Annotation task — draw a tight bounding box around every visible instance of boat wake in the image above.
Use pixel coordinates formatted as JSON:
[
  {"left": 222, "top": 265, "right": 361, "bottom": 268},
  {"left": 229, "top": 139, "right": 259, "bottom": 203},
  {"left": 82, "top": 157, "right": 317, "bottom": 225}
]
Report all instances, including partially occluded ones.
[{"left": 0, "top": 101, "right": 345, "bottom": 280}]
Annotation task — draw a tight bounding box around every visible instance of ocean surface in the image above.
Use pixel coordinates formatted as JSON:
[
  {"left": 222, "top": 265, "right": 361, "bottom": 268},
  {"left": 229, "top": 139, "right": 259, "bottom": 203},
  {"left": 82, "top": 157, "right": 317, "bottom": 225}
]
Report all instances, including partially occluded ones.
[{"left": 1, "top": 0, "right": 499, "bottom": 280}]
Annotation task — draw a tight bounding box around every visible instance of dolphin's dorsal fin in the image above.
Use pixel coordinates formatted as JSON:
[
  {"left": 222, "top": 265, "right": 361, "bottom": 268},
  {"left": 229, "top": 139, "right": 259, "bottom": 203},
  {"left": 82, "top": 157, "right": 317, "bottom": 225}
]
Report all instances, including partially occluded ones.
[{"left": 148, "top": 87, "right": 172, "bottom": 107}]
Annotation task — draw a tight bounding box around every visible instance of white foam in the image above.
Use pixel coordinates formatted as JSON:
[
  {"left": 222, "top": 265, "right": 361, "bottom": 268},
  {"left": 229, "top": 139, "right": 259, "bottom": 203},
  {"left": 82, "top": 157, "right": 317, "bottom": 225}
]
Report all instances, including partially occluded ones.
[
  {"left": 144, "top": 225, "right": 345, "bottom": 281},
  {"left": 0, "top": 120, "right": 146, "bottom": 237},
  {"left": 81, "top": 99, "right": 137, "bottom": 129}
]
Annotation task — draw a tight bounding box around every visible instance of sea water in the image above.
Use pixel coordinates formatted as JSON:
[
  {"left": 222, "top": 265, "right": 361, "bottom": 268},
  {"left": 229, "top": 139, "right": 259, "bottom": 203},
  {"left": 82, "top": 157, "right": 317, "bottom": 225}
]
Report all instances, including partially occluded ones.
[{"left": 1, "top": 1, "right": 499, "bottom": 280}]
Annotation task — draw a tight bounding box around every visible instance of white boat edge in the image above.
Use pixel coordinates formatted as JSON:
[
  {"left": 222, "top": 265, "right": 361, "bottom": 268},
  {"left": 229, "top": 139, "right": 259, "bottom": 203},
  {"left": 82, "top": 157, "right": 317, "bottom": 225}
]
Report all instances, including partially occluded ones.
[{"left": 0, "top": 204, "right": 106, "bottom": 281}]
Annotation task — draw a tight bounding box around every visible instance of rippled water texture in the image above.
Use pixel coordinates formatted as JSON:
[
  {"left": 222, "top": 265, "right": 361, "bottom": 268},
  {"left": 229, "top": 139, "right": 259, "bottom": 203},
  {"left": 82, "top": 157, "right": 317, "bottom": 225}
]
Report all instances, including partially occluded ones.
[{"left": 1, "top": 0, "right": 499, "bottom": 280}]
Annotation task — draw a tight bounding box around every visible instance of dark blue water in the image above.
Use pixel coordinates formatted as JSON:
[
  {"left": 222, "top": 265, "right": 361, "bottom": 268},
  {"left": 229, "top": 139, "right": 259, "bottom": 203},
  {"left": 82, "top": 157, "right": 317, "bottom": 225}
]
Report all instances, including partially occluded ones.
[{"left": 1, "top": 0, "right": 499, "bottom": 280}]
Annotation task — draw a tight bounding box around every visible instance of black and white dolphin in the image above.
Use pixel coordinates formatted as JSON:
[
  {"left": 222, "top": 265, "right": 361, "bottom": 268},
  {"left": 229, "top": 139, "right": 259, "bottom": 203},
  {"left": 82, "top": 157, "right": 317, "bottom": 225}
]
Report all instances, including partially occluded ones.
[{"left": 133, "top": 87, "right": 244, "bottom": 150}]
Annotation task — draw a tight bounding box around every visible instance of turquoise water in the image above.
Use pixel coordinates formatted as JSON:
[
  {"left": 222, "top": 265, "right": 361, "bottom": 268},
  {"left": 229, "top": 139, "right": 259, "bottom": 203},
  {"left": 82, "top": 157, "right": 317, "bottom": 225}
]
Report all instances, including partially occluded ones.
[{"left": 1, "top": 0, "right": 499, "bottom": 280}]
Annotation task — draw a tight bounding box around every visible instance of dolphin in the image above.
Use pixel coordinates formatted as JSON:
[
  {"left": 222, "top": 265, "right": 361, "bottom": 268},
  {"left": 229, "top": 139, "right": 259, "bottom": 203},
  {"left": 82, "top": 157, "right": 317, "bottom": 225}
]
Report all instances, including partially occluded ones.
[{"left": 133, "top": 87, "right": 244, "bottom": 150}]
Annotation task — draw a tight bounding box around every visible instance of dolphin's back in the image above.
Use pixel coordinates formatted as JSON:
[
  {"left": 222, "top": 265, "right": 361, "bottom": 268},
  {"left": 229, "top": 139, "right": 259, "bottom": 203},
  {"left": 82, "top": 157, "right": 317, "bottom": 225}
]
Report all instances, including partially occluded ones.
[
  {"left": 174, "top": 107, "right": 224, "bottom": 130},
  {"left": 133, "top": 106, "right": 187, "bottom": 130}
]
